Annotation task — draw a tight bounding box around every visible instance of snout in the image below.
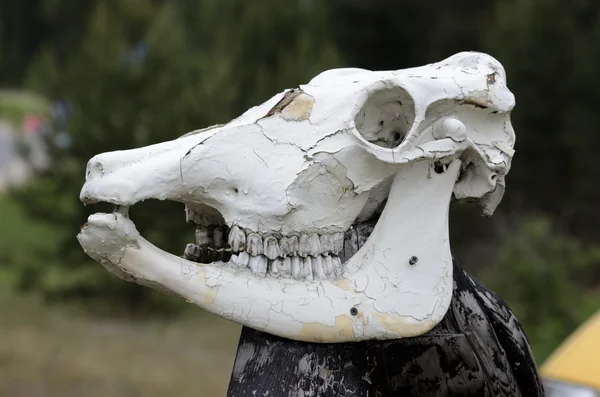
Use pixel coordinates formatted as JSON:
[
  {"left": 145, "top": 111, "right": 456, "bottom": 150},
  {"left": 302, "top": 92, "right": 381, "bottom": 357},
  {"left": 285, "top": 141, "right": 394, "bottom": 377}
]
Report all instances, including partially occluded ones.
[{"left": 80, "top": 129, "right": 219, "bottom": 205}]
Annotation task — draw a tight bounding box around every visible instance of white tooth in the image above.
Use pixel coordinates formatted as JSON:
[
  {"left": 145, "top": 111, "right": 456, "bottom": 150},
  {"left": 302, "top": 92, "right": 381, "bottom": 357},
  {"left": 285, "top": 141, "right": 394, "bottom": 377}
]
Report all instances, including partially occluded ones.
[
  {"left": 332, "top": 256, "right": 343, "bottom": 277},
  {"left": 228, "top": 226, "right": 246, "bottom": 252},
  {"left": 280, "top": 236, "right": 299, "bottom": 256},
  {"left": 311, "top": 255, "right": 326, "bottom": 279},
  {"left": 319, "top": 234, "right": 333, "bottom": 254},
  {"left": 291, "top": 256, "right": 302, "bottom": 279},
  {"left": 213, "top": 227, "right": 225, "bottom": 249},
  {"left": 248, "top": 255, "right": 267, "bottom": 276},
  {"left": 333, "top": 232, "right": 344, "bottom": 254},
  {"left": 246, "top": 233, "right": 264, "bottom": 256},
  {"left": 263, "top": 236, "right": 281, "bottom": 260},
  {"left": 269, "top": 258, "right": 283, "bottom": 277},
  {"left": 235, "top": 251, "right": 250, "bottom": 267},
  {"left": 279, "top": 237, "right": 290, "bottom": 257},
  {"left": 298, "top": 234, "right": 310, "bottom": 257},
  {"left": 196, "top": 227, "right": 213, "bottom": 247},
  {"left": 280, "top": 257, "right": 292, "bottom": 276},
  {"left": 302, "top": 257, "right": 314, "bottom": 281},
  {"left": 309, "top": 234, "right": 321, "bottom": 256},
  {"left": 322, "top": 254, "right": 335, "bottom": 277},
  {"left": 183, "top": 243, "right": 200, "bottom": 261}
]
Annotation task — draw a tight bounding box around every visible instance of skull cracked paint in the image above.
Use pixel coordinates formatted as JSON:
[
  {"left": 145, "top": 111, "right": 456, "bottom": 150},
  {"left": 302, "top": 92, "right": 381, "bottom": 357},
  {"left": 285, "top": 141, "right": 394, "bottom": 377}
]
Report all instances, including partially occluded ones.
[{"left": 77, "top": 52, "right": 515, "bottom": 342}]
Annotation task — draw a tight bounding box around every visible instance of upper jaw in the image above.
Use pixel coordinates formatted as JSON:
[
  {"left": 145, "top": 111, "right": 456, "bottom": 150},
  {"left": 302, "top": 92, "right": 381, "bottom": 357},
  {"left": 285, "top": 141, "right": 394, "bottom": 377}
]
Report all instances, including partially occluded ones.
[{"left": 80, "top": 182, "right": 381, "bottom": 282}]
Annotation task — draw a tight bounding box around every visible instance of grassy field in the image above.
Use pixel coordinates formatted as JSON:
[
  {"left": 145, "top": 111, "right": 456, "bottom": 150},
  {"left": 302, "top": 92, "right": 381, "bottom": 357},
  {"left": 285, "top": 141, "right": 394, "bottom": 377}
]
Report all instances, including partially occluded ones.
[
  {"left": 0, "top": 289, "right": 241, "bottom": 397},
  {"left": 0, "top": 194, "right": 241, "bottom": 396}
]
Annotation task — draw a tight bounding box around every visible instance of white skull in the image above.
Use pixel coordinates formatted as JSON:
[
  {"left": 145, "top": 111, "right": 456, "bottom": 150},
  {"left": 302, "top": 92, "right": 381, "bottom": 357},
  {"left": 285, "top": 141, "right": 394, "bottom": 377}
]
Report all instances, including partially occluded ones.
[{"left": 77, "top": 52, "right": 515, "bottom": 342}]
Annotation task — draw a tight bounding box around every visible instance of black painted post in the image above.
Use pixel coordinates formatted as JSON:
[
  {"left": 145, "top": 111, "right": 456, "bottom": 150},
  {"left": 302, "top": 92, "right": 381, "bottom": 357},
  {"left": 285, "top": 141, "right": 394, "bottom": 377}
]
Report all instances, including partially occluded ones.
[{"left": 226, "top": 260, "right": 545, "bottom": 397}]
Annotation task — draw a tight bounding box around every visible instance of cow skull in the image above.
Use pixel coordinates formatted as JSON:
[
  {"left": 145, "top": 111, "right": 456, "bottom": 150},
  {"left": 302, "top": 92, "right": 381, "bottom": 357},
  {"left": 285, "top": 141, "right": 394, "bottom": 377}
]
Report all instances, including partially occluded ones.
[{"left": 77, "top": 52, "right": 515, "bottom": 342}]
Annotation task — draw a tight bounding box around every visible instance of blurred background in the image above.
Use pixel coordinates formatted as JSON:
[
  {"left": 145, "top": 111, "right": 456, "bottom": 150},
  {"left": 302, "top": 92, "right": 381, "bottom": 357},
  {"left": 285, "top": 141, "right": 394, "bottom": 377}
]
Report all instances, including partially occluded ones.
[{"left": 1, "top": 0, "right": 599, "bottom": 396}]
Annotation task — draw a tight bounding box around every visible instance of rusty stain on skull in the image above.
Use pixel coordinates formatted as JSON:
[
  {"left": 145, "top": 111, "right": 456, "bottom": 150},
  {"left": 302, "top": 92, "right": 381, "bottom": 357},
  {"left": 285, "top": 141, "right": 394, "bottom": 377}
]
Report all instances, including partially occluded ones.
[{"left": 77, "top": 52, "right": 515, "bottom": 342}]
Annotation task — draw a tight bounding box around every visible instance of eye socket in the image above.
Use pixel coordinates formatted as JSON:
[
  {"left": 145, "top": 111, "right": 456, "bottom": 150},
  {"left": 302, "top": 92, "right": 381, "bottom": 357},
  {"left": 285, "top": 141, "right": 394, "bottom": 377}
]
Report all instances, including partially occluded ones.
[{"left": 355, "top": 86, "right": 416, "bottom": 148}]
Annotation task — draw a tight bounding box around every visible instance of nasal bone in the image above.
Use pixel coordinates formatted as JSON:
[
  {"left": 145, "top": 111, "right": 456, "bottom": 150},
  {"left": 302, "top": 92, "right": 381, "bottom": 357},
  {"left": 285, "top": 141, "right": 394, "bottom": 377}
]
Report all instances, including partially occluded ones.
[{"left": 85, "top": 131, "right": 217, "bottom": 181}]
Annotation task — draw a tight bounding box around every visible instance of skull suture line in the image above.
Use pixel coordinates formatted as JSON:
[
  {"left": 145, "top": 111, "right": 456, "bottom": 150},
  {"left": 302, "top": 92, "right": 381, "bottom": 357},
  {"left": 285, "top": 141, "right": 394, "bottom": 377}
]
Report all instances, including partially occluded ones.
[{"left": 77, "top": 52, "right": 515, "bottom": 342}]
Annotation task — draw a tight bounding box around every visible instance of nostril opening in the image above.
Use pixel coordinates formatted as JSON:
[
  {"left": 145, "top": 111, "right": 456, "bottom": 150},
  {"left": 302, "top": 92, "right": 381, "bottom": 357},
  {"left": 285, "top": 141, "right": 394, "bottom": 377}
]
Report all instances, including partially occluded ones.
[
  {"left": 233, "top": 187, "right": 239, "bottom": 194},
  {"left": 393, "top": 131, "right": 402, "bottom": 141},
  {"left": 92, "top": 161, "right": 104, "bottom": 175}
]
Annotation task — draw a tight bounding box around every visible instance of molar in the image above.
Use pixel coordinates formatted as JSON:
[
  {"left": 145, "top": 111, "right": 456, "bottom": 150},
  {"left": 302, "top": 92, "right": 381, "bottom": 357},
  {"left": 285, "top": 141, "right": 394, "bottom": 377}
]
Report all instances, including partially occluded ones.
[
  {"left": 280, "top": 257, "right": 292, "bottom": 276},
  {"left": 319, "top": 234, "right": 333, "bottom": 254},
  {"left": 311, "top": 255, "right": 326, "bottom": 279},
  {"left": 280, "top": 236, "right": 298, "bottom": 257},
  {"left": 228, "top": 226, "right": 246, "bottom": 252},
  {"left": 333, "top": 232, "right": 344, "bottom": 254},
  {"left": 298, "top": 234, "right": 310, "bottom": 257},
  {"left": 322, "top": 254, "right": 335, "bottom": 277},
  {"left": 308, "top": 234, "right": 321, "bottom": 256},
  {"left": 291, "top": 256, "right": 301, "bottom": 279},
  {"left": 268, "top": 258, "right": 283, "bottom": 277},
  {"left": 248, "top": 255, "right": 267, "bottom": 277},
  {"left": 183, "top": 243, "right": 201, "bottom": 261},
  {"left": 263, "top": 236, "right": 281, "bottom": 260},
  {"left": 301, "top": 257, "right": 314, "bottom": 281},
  {"left": 195, "top": 227, "right": 213, "bottom": 247},
  {"left": 213, "top": 226, "right": 226, "bottom": 249},
  {"left": 230, "top": 251, "right": 250, "bottom": 267},
  {"left": 332, "top": 256, "right": 343, "bottom": 277},
  {"left": 246, "top": 233, "right": 264, "bottom": 256}
]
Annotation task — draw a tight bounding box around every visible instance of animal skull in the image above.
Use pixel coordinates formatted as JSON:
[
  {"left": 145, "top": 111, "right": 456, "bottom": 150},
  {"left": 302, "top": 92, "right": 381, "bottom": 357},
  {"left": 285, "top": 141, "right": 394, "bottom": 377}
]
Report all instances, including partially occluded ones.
[{"left": 77, "top": 52, "right": 515, "bottom": 342}]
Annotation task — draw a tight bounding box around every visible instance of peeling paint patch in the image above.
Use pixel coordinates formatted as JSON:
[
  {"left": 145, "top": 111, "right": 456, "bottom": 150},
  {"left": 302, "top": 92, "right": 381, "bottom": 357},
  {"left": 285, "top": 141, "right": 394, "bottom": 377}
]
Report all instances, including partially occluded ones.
[
  {"left": 264, "top": 89, "right": 303, "bottom": 118},
  {"left": 298, "top": 315, "right": 355, "bottom": 342},
  {"left": 332, "top": 277, "right": 353, "bottom": 290},
  {"left": 282, "top": 93, "right": 315, "bottom": 121},
  {"left": 461, "top": 95, "right": 491, "bottom": 109},
  {"left": 198, "top": 269, "right": 218, "bottom": 305},
  {"left": 374, "top": 312, "right": 435, "bottom": 337}
]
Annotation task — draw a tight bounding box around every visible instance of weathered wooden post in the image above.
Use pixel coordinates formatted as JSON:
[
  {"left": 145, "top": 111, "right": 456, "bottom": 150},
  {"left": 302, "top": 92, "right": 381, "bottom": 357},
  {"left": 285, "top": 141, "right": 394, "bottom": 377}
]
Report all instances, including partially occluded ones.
[{"left": 77, "top": 52, "right": 545, "bottom": 396}]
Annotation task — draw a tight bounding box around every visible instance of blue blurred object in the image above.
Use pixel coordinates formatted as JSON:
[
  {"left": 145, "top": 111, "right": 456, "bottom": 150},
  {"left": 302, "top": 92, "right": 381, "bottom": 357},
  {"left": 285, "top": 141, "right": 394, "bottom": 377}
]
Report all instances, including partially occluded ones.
[
  {"left": 51, "top": 100, "right": 71, "bottom": 122},
  {"left": 121, "top": 42, "right": 151, "bottom": 66},
  {"left": 53, "top": 131, "right": 72, "bottom": 150}
]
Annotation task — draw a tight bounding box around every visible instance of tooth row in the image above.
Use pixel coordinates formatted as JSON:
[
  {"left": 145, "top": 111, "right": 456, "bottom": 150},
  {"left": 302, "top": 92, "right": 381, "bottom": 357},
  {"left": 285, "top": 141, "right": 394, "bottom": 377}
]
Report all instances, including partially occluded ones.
[
  {"left": 226, "top": 226, "right": 345, "bottom": 258},
  {"left": 188, "top": 225, "right": 347, "bottom": 279},
  {"left": 228, "top": 253, "right": 342, "bottom": 280},
  {"left": 184, "top": 241, "right": 343, "bottom": 280}
]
